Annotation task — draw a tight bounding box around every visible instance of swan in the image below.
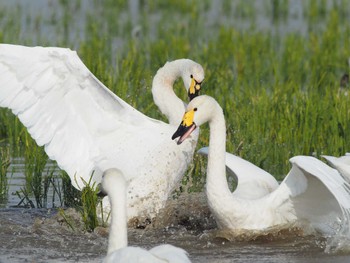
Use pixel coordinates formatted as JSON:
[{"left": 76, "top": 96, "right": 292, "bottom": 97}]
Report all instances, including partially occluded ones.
[
  {"left": 0, "top": 44, "right": 204, "bottom": 221},
  {"left": 322, "top": 154, "right": 350, "bottom": 182},
  {"left": 172, "top": 95, "right": 350, "bottom": 234},
  {"left": 102, "top": 168, "right": 191, "bottom": 263}
]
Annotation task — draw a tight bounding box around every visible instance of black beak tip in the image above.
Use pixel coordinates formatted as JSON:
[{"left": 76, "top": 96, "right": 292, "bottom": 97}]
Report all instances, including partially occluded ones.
[
  {"left": 188, "top": 91, "right": 199, "bottom": 101},
  {"left": 171, "top": 130, "right": 180, "bottom": 140}
]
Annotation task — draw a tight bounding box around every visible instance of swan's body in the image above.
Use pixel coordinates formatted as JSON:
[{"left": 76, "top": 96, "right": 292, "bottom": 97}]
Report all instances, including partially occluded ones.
[
  {"left": 102, "top": 168, "right": 191, "bottom": 263},
  {"left": 173, "top": 95, "right": 350, "bottom": 234},
  {"left": 322, "top": 154, "right": 350, "bottom": 182},
  {"left": 0, "top": 44, "right": 204, "bottom": 220}
]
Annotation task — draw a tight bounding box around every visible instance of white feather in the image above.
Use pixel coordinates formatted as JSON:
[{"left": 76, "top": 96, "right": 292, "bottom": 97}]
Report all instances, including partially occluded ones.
[{"left": 322, "top": 154, "right": 350, "bottom": 182}]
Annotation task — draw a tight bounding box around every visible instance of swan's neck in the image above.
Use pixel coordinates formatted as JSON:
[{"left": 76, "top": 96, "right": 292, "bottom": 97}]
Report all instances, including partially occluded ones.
[
  {"left": 152, "top": 60, "right": 187, "bottom": 125},
  {"left": 206, "top": 107, "right": 234, "bottom": 211},
  {"left": 107, "top": 182, "right": 128, "bottom": 254}
]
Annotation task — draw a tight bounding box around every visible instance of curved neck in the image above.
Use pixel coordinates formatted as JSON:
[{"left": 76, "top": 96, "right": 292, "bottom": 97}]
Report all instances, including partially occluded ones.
[
  {"left": 206, "top": 106, "right": 233, "bottom": 208},
  {"left": 152, "top": 60, "right": 188, "bottom": 125},
  {"left": 107, "top": 178, "right": 128, "bottom": 254}
]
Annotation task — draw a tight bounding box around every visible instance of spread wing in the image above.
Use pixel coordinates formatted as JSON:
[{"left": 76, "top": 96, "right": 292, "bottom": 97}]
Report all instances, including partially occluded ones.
[
  {"left": 271, "top": 156, "right": 350, "bottom": 234},
  {"left": 0, "top": 44, "right": 166, "bottom": 189}
]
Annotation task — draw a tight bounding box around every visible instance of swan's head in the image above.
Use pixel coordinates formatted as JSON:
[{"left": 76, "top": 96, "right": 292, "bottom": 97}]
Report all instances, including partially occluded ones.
[
  {"left": 181, "top": 60, "right": 204, "bottom": 101},
  {"left": 101, "top": 168, "right": 126, "bottom": 196},
  {"left": 172, "top": 95, "right": 219, "bottom": 145}
]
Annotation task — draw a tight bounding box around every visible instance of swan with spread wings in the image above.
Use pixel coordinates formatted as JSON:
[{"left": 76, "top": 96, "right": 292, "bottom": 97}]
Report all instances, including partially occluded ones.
[{"left": 0, "top": 44, "right": 204, "bottom": 221}]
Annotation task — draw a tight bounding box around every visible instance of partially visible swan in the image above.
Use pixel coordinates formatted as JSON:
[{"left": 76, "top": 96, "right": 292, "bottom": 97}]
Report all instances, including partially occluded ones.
[
  {"left": 172, "top": 95, "right": 350, "bottom": 234},
  {"left": 102, "top": 168, "right": 191, "bottom": 263},
  {"left": 322, "top": 154, "right": 350, "bottom": 182},
  {"left": 0, "top": 44, "right": 204, "bottom": 221}
]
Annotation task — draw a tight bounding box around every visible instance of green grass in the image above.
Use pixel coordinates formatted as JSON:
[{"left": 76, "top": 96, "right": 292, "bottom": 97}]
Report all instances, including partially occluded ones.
[
  {"left": 0, "top": 0, "right": 350, "bottom": 228},
  {"left": 0, "top": 146, "right": 10, "bottom": 202}
]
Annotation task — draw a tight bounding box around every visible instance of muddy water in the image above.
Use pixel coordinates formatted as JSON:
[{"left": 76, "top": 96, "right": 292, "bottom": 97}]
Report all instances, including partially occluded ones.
[{"left": 1, "top": 194, "right": 350, "bottom": 263}]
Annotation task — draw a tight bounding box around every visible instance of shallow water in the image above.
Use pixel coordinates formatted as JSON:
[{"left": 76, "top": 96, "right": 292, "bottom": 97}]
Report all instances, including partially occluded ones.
[
  {"left": 1, "top": 194, "right": 350, "bottom": 263},
  {"left": 2, "top": 157, "right": 62, "bottom": 209}
]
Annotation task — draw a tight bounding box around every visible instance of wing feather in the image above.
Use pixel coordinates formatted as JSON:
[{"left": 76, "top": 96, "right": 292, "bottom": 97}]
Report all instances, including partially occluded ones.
[
  {"left": 322, "top": 155, "right": 350, "bottom": 182},
  {"left": 271, "top": 156, "right": 350, "bottom": 234},
  {"left": 0, "top": 44, "right": 165, "bottom": 189}
]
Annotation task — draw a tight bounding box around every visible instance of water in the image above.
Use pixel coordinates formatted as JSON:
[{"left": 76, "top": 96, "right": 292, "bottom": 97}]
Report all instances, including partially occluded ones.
[
  {"left": 2, "top": 157, "right": 62, "bottom": 209},
  {"left": 2, "top": 161, "right": 350, "bottom": 262},
  {"left": 1, "top": 195, "right": 350, "bottom": 263},
  {"left": 3, "top": 159, "right": 350, "bottom": 262},
  {"left": 1, "top": 0, "right": 349, "bottom": 46}
]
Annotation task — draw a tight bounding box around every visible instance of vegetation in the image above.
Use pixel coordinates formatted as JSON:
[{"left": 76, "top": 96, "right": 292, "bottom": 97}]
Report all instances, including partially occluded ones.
[
  {"left": 0, "top": 146, "right": 10, "bottom": 202},
  {"left": 0, "top": 0, "right": 349, "bottom": 229}
]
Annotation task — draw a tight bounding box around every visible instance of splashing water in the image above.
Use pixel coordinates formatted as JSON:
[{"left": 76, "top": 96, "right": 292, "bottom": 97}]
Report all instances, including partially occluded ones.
[{"left": 324, "top": 209, "right": 350, "bottom": 253}]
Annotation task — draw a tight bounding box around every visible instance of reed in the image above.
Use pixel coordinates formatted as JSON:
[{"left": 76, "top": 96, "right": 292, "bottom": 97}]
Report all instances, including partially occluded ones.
[
  {"left": 79, "top": 175, "right": 100, "bottom": 232},
  {"left": 13, "top": 131, "right": 65, "bottom": 208},
  {"left": 0, "top": 146, "right": 10, "bottom": 202}
]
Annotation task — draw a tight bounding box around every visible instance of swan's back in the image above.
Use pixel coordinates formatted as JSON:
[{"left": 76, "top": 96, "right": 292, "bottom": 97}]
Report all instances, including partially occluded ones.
[
  {"left": 104, "top": 245, "right": 191, "bottom": 263},
  {"left": 149, "top": 244, "right": 192, "bottom": 263},
  {"left": 104, "top": 246, "right": 165, "bottom": 263}
]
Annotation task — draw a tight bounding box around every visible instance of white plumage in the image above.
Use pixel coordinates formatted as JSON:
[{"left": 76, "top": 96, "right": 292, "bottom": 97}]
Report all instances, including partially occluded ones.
[
  {"left": 322, "top": 154, "right": 350, "bottom": 182},
  {"left": 102, "top": 168, "right": 191, "bottom": 263},
  {"left": 173, "top": 95, "right": 350, "bottom": 234},
  {"left": 0, "top": 44, "right": 204, "bottom": 221}
]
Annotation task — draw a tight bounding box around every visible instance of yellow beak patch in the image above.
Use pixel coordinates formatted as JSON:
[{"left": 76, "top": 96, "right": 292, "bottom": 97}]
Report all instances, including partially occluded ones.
[
  {"left": 181, "top": 109, "right": 195, "bottom": 127},
  {"left": 189, "top": 78, "right": 201, "bottom": 95}
]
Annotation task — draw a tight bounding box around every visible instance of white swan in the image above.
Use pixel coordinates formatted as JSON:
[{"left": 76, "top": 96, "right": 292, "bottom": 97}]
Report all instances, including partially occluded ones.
[
  {"left": 322, "top": 154, "right": 350, "bottom": 182},
  {"left": 102, "top": 168, "right": 191, "bottom": 263},
  {"left": 0, "top": 44, "right": 204, "bottom": 220},
  {"left": 172, "top": 95, "right": 350, "bottom": 234}
]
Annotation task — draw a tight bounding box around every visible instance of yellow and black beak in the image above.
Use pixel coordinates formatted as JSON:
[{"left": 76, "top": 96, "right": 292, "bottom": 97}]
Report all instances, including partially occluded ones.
[
  {"left": 172, "top": 109, "right": 197, "bottom": 145},
  {"left": 188, "top": 76, "right": 202, "bottom": 101}
]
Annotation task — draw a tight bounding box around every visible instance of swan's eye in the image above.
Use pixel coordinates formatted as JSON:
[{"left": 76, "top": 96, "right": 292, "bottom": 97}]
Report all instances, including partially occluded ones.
[
  {"left": 194, "top": 108, "right": 197, "bottom": 111},
  {"left": 190, "top": 74, "right": 193, "bottom": 79}
]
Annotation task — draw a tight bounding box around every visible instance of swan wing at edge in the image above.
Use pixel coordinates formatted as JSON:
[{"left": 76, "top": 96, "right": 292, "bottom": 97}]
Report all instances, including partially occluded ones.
[{"left": 271, "top": 156, "right": 350, "bottom": 234}]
